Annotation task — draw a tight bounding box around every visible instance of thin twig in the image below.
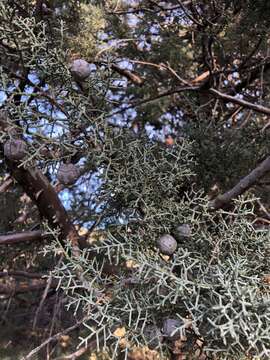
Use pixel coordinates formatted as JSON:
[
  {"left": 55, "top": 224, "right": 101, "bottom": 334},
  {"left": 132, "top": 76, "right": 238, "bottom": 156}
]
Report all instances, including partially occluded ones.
[
  {"left": 108, "top": 85, "right": 199, "bottom": 117},
  {"left": 52, "top": 341, "right": 97, "bottom": 360},
  {"left": 22, "top": 316, "right": 90, "bottom": 360},
  {"left": 257, "top": 199, "right": 270, "bottom": 220},
  {"left": 32, "top": 274, "right": 54, "bottom": 330}
]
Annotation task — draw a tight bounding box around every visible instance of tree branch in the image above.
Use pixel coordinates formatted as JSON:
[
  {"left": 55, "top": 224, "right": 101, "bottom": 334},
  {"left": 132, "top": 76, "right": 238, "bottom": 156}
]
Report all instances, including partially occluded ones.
[
  {"left": 0, "top": 270, "right": 45, "bottom": 278},
  {"left": 209, "top": 88, "right": 270, "bottom": 116},
  {"left": 0, "top": 277, "right": 58, "bottom": 295},
  {"left": 209, "top": 156, "right": 270, "bottom": 210},
  {"left": 111, "top": 63, "right": 144, "bottom": 86},
  {"left": 109, "top": 85, "right": 199, "bottom": 117},
  {"left": 107, "top": 79, "right": 270, "bottom": 120},
  {"left": 53, "top": 341, "right": 97, "bottom": 360},
  {"left": 23, "top": 316, "right": 90, "bottom": 360},
  {"left": 0, "top": 230, "right": 44, "bottom": 245},
  {"left": 0, "top": 175, "right": 13, "bottom": 193},
  {"left": 6, "top": 162, "right": 85, "bottom": 250}
]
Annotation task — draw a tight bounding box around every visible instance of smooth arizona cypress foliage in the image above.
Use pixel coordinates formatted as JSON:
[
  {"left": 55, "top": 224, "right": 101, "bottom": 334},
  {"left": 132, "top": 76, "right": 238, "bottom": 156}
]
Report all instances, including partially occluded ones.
[{"left": 0, "top": 1, "right": 270, "bottom": 359}]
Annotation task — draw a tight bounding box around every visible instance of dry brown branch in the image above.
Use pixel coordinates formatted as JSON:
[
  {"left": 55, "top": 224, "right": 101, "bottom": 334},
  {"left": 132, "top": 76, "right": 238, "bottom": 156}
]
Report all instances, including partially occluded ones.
[
  {"left": 0, "top": 271, "right": 44, "bottom": 278},
  {"left": 256, "top": 199, "right": 270, "bottom": 220},
  {"left": 209, "top": 88, "right": 270, "bottom": 116},
  {"left": 22, "top": 316, "right": 90, "bottom": 360},
  {"left": 108, "top": 80, "right": 270, "bottom": 121},
  {"left": 0, "top": 175, "right": 13, "bottom": 193},
  {"left": 109, "top": 85, "right": 199, "bottom": 117},
  {"left": 6, "top": 162, "right": 85, "bottom": 250},
  {"left": 209, "top": 156, "right": 270, "bottom": 210},
  {"left": 111, "top": 63, "right": 144, "bottom": 86},
  {"left": 191, "top": 71, "right": 210, "bottom": 84},
  {"left": 53, "top": 341, "right": 97, "bottom": 360},
  {"left": 262, "top": 119, "right": 270, "bottom": 132},
  {"left": 1, "top": 99, "right": 84, "bottom": 254},
  {"left": 32, "top": 274, "right": 54, "bottom": 330},
  {"left": 107, "top": 1, "right": 191, "bottom": 15},
  {"left": 0, "top": 277, "right": 58, "bottom": 295},
  {"left": 0, "top": 230, "right": 44, "bottom": 245}
]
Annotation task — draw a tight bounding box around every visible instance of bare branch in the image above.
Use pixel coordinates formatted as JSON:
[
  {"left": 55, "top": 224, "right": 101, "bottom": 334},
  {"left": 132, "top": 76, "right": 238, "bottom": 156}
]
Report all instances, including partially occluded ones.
[
  {"left": 33, "top": 274, "right": 54, "bottom": 330},
  {"left": 111, "top": 63, "right": 144, "bottom": 86},
  {"left": 0, "top": 271, "right": 44, "bottom": 278},
  {"left": 0, "top": 230, "right": 44, "bottom": 245},
  {"left": 53, "top": 342, "right": 97, "bottom": 360},
  {"left": 22, "top": 316, "right": 91, "bottom": 360},
  {"left": 0, "top": 277, "right": 58, "bottom": 295},
  {"left": 109, "top": 85, "right": 199, "bottom": 117},
  {"left": 209, "top": 156, "right": 270, "bottom": 210},
  {"left": 0, "top": 175, "right": 13, "bottom": 193},
  {"left": 6, "top": 162, "right": 86, "bottom": 250},
  {"left": 209, "top": 88, "right": 270, "bottom": 116}
]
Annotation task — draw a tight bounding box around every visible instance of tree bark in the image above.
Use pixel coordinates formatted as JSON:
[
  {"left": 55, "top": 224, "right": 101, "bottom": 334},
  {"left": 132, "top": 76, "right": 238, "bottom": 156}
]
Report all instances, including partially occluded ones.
[
  {"left": 0, "top": 277, "right": 58, "bottom": 295},
  {"left": 6, "top": 162, "right": 86, "bottom": 250},
  {"left": 209, "top": 156, "right": 270, "bottom": 210},
  {"left": 0, "top": 230, "right": 44, "bottom": 245}
]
